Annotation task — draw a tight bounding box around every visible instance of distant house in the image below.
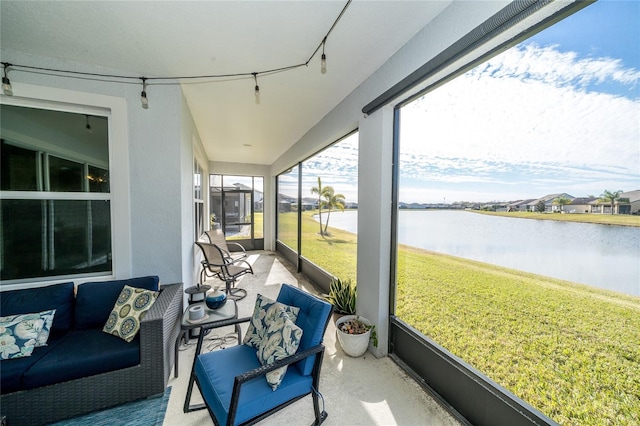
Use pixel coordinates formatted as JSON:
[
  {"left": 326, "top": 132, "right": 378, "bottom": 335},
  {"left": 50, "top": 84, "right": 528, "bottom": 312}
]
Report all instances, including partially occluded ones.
[
  {"left": 592, "top": 190, "right": 640, "bottom": 215},
  {"left": 618, "top": 189, "right": 640, "bottom": 214},
  {"left": 527, "top": 193, "right": 575, "bottom": 212},
  {"left": 508, "top": 199, "right": 535, "bottom": 212},
  {"left": 566, "top": 197, "right": 597, "bottom": 214}
]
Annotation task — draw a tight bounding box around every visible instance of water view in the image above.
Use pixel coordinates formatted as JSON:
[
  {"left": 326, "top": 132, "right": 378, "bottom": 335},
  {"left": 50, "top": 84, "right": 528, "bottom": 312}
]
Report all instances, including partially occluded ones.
[{"left": 318, "top": 209, "right": 640, "bottom": 297}]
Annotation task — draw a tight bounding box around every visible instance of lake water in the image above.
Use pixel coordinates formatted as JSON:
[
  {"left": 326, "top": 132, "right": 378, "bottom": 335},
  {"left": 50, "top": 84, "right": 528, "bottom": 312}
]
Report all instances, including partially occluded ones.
[{"left": 317, "top": 210, "right": 640, "bottom": 297}]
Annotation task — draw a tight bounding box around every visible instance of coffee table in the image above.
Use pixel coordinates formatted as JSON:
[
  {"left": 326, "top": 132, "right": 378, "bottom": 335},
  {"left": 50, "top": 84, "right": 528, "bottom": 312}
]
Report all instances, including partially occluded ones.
[{"left": 179, "top": 300, "right": 243, "bottom": 413}]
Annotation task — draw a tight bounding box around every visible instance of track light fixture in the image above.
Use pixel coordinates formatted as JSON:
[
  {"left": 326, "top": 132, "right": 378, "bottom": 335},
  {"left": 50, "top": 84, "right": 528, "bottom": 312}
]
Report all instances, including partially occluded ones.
[
  {"left": 140, "top": 77, "right": 149, "bottom": 109},
  {"left": 321, "top": 38, "right": 327, "bottom": 74},
  {"left": 2, "top": 63, "right": 13, "bottom": 96},
  {"left": 85, "top": 115, "right": 92, "bottom": 133},
  {"left": 253, "top": 73, "right": 260, "bottom": 104}
]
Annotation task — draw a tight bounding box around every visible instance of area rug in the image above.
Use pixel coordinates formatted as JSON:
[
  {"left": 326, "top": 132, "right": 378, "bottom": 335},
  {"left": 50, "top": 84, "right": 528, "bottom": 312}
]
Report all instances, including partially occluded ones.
[{"left": 48, "top": 387, "right": 171, "bottom": 426}]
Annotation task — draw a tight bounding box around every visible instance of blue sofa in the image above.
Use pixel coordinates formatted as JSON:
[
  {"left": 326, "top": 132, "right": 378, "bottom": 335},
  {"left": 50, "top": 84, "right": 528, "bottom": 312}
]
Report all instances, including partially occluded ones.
[{"left": 0, "top": 277, "right": 183, "bottom": 426}]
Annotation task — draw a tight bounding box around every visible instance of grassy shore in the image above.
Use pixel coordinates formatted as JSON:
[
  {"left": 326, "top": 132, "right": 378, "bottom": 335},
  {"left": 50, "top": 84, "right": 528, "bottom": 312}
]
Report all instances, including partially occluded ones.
[
  {"left": 277, "top": 210, "right": 639, "bottom": 425},
  {"left": 397, "top": 245, "right": 639, "bottom": 425},
  {"left": 475, "top": 210, "right": 640, "bottom": 227}
]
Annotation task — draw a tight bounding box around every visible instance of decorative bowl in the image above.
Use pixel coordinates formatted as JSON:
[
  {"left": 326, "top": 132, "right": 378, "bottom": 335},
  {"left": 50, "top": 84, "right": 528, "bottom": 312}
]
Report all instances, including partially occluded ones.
[{"left": 205, "top": 286, "right": 227, "bottom": 310}]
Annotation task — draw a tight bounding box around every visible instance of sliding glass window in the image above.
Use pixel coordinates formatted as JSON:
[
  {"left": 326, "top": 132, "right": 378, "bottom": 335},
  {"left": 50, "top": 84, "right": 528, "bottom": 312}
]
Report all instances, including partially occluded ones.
[
  {"left": 393, "top": 2, "right": 639, "bottom": 425},
  {"left": 1, "top": 105, "right": 112, "bottom": 282}
]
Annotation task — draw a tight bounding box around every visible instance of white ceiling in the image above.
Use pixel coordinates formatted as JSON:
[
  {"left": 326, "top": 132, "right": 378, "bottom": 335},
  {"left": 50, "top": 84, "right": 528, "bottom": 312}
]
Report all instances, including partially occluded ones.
[{"left": 0, "top": 1, "right": 451, "bottom": 165}]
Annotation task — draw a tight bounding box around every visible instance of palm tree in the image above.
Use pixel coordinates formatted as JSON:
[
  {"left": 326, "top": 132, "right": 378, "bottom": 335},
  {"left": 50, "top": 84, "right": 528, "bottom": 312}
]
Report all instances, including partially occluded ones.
[
  {"left": 599, "top": 189, "right": 623, "bottom": 215},
  {"left": 322, "top": 187, "right": 346, "bottom": 235},
  {"left": 552, "top": 196, "right": 572, "bottom": 213},
  {"left": 310, "top": 177, "right": 331, "bottom": 235}
]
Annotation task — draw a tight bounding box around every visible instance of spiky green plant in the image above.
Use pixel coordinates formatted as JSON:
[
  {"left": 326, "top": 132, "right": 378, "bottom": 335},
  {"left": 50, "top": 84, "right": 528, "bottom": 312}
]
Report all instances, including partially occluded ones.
[{"left": 325, "top": 277, "right": 356, "bottom": 314}]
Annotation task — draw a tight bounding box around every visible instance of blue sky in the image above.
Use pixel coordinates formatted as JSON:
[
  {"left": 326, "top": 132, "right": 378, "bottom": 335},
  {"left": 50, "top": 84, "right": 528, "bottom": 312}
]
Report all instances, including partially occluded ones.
[
  {"left": 286, "top": 1, "right": 640, "bottom": 205},
  {"left": 398, "top": 0, "right": 640, "bottom": 204}
]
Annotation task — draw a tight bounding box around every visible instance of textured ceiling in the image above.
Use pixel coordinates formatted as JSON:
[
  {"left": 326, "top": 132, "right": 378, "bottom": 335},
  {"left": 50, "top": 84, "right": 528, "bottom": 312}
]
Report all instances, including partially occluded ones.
[{"left": 0, "top": 1, "right": 451, "bottom": 165}]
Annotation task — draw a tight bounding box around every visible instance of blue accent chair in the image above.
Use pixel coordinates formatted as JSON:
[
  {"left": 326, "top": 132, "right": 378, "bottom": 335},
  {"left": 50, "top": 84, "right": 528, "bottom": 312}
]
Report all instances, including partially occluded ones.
[{"left": 189, "top": 284, "right": 333, "bottom": 426}]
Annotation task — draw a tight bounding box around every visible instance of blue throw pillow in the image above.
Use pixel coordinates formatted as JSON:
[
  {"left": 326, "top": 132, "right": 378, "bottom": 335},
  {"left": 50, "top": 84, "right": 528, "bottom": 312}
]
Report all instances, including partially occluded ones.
[
  {"left": 0, "top": 312, "right": 45, "bottom": 359},
  {"left": 34, "top": 310, "right": 56, "bottom": 347},
  {"left": 254, "top": 307, "right": 303, "bottom": 390},
  {"left": 243, "top": 293, "right": 300, "bottom": 349}
]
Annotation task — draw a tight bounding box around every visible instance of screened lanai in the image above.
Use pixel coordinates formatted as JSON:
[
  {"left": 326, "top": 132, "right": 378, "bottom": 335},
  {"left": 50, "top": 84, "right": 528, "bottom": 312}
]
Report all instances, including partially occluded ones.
[{"left": 2, "top": 1, "right": 638, "bottom": 425}]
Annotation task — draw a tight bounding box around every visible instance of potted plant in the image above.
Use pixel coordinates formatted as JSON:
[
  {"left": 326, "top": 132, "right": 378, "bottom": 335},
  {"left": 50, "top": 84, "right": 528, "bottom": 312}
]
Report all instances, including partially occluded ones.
[
  {"left": 324, "top": 277, "right": 356, "bottom": 316},
  {"left": 326, "top": 277, "right": 378, "bottom": 357},
  {"left": 335, "top": 315, "right": 377, "bottom": 357}
]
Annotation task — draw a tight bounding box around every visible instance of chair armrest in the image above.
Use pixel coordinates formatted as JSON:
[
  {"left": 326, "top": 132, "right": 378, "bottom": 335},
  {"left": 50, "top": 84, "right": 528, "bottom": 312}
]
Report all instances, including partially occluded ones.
[
  {"left": 226, "top": 242, "right": 247, "bottom": 254},
  {"left": 140, "top": 283, "right": 183, "bottom": 389},
  {"left": 236, "top": 344, "right": 325, "bottom": 384}
]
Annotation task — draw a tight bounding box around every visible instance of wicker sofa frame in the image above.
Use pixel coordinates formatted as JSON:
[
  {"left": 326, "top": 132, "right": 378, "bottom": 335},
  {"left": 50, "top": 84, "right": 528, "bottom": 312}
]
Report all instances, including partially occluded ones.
[{"left": 0, "top": 282, "right": 183, "bottom": 426}]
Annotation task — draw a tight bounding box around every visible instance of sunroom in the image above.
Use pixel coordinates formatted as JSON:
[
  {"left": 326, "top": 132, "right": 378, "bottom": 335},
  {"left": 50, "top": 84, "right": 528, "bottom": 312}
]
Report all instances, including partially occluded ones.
[{"left": 1, "top": 1, "right": 638, "bottom": 425}]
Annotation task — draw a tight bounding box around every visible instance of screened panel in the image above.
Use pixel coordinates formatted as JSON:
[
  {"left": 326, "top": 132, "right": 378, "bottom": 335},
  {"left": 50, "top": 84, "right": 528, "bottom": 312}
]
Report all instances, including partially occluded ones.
[
  {"left": 393, "top": 2, "right": 639, "bottom": 424},
  {"left": 276, "top": 166, "right": 299, "bottom": 252}
]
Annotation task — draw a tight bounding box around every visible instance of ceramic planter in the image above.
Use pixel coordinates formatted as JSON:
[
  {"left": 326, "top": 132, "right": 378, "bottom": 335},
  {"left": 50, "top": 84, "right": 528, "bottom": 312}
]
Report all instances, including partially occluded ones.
[{"left": 335, "top": 315, "right": 371, "bottom": 357}]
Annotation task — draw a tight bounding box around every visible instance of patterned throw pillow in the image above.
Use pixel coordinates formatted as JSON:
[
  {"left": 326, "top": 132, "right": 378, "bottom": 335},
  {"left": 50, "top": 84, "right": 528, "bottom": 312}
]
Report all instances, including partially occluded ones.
[
  {"left": 34, "top": 309, "right": 56, "bottom": 347},
  {"left": 103, "top": 285, "right": 159, "bottom": 342},
  {"left": 243, "top": 293, "right": 300, "bottom": 349},
  {"left": 255, "top": 308, "right": 303, "bottom": 390},
  {"left": 0, "top": 311, "right": 51, "bottom": 359}
]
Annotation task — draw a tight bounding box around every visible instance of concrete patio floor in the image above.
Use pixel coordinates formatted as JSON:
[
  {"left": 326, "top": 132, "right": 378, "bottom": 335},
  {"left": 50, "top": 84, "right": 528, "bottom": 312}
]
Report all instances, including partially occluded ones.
[{"left": 163, "top": 251, "right": 463, "bottom": 426}]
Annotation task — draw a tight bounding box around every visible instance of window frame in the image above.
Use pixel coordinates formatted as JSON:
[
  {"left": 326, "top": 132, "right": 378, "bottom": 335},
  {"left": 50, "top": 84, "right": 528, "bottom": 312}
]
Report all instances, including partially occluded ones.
[{"left": 0, "top": 83, "right": 131, "bottom": 289}]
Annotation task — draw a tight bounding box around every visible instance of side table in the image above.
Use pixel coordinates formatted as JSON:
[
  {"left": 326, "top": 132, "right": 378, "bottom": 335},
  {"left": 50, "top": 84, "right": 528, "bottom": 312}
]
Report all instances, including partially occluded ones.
[
  {"left": 174, "top": 300, "right": 239, "bottom": 379},
  {"left": 182, "top": 300, "right": 246, "bottom": 413}
]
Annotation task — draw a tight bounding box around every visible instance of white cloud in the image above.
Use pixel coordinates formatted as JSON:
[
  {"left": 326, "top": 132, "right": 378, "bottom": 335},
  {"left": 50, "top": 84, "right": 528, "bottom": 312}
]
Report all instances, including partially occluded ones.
[{"left": 399, "top": 43, "right": 640, "bottom": 203}]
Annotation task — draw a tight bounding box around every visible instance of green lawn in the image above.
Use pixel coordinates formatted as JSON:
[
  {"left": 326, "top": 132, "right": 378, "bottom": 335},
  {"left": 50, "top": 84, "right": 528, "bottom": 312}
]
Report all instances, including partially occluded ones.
[
  {"left": 277, "top": 210, "right": 640, "bottom": 425},
  {"left": 278, "top": 211, "right": 357, "bottom": 281}
]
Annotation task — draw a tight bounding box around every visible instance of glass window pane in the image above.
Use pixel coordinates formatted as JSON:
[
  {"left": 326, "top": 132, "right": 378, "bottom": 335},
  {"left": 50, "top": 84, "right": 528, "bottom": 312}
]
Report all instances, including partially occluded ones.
[
  {"left": 1, "top": 199, "right": 111, "bottom": 280},
  {"left": 49, "top": 156, "right": 83, "bottom": 192},
  {"left": 1, "top": 140, "right": 38, "bottom": 191},
  {"left": 0, "top": 199, "right": 44, "bottom": 279},
  {"left": 394, "top": 2, "right": 639, "bottom": 424},
  {"left": 300, "top": 133, "right": 358, "bottom": 282},
  {"left": 194, "top": 161, "right": 202, "bottom": 200},
  {"left": 88, "top": 166, "right": 109, "bottom": 193},
  {"left": 1, "top": 105, "right": 112, "bottom": 282}
]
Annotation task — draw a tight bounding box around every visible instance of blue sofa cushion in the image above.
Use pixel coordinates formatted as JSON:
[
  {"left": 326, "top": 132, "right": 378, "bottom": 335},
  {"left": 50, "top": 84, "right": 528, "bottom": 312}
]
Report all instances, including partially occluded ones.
[
  {"left": 75, "top": 276, "right": 159, "bottom": 330},
  {"left": 0, "top": 282, "right": 74, "bottom": 333},
  {"left": 195, "top": 345, "right": 312, "bottom": 426},
  {"left": 0, "top": 333, "right": 66, "bottom": 394},
  {"left": 22, "top": 329, "right": 140, "bottom": 390},
  {"left": 276, "top": 284, "right": 332, "bottom": 376}
]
